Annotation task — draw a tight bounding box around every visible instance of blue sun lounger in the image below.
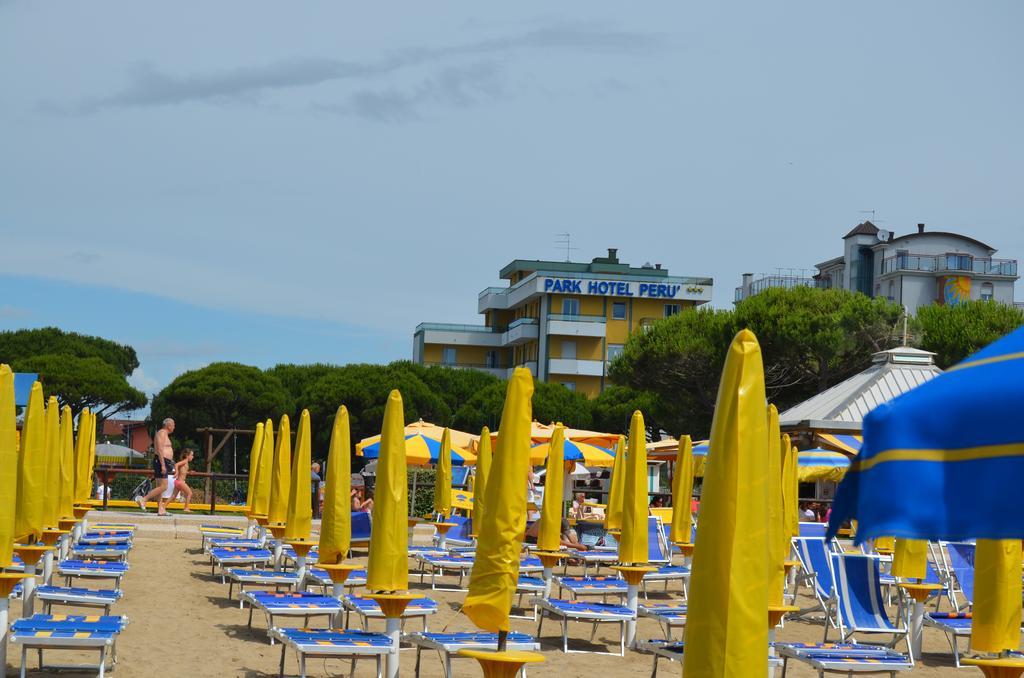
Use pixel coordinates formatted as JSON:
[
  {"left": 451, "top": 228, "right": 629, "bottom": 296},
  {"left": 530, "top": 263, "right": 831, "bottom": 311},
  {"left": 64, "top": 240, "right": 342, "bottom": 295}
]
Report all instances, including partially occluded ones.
[
  {"left": 536, "top": 599, "right": 635, "bottom": 656},
  {"left": 638, "top": 602, "right": 686, "bottom": 640},
  {"left": 341, "top": 594, "right": 438, "bottom": 632},
  {"left": 431, "top": 515, "right": 474, "bottom": 549},
  {"left": 209, "top": 547, "right": 273, "bottom": 582},
  {"left": 513, "top": 575, "right": 547, "bottom": 621},
  {"left": 407, "top": 631, "right": 540, "bottom": 678},
  {"left": 923, "top": 612, "right": 973, "bottom": 668},
  {"left": 415, "top": 554, "right": 475, "bottom": 591},
  {"left": 57, "top": 560, "right": 129, "bottom": 589},
  {"left": 639, "top": 639, "right": 784, "bottom": 677},
  {"left": 226, "top": 569, "right": 300, "bottom": 605},
  {"left": 78, "top": 532, "right": 132, "bottom": 546},
  {"left": 10, "top": 614, "right": 129, "bottom": 678},
  {"left": 34, "top": 585, "right": 123, "bottom": 615},
  {"left": 794, "top": 537, "right": 837, "bottom": 623},
  {"left": 281, "top": 545, "right": 319, "bottom": 567},
  {"left": 556, "top": 575, "right": 628, "bottom": 600},
  {"left": 242, "top": 591, "right": 344, "bottom": 642},
  {"left": 777, "top": 642, "right": 912, "bottom": 676},
  {"left": 70, "top": 544, "right": 131, "bottom": 561},
  {"left": 199, "top": 524, "right": 246, "bottom": 548},
  {"left": 206, "top": 537, "right": 263, "bottom": 551},
  {"left": 827, "top": 554, "right": 911, "bottom": 656},
  {"left": 307, "top": 567, "right": 367, "bottom": 591},
  {"left": 270, "top": 628, "right": 392, "bottom": 678},
  {"left": 519, "top": 556, "right": 543, "bottom": 574}
]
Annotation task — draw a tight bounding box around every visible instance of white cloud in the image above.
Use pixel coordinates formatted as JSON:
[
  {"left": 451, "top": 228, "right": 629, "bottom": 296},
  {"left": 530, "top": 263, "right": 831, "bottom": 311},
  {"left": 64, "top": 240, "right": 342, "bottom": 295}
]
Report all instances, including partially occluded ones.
[{"left": 128, "top": 367, "right": 160, "bottom": 396}]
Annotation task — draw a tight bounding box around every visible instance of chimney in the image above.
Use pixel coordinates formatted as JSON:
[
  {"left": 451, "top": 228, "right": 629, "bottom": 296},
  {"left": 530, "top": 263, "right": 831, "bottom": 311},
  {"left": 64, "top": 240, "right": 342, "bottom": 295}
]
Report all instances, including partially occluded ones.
[
  {"left": 917, "top": 223, "right": 925, "bottom": 234},
  {"left": 741, "top": 272, "right": 753, "bottom": 299},
  {"left": 607, "top": 248, "right": 618, "bottom": 262},
  {"left": 654, "top": 263, "right": 662, "bottom": 270}
]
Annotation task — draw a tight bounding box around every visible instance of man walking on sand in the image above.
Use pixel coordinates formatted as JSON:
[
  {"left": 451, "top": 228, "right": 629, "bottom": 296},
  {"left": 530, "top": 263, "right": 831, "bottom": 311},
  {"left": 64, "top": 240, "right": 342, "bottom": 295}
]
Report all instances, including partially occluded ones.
[{"left": 137, "top": 418, "right": 176, "bottom": 515}]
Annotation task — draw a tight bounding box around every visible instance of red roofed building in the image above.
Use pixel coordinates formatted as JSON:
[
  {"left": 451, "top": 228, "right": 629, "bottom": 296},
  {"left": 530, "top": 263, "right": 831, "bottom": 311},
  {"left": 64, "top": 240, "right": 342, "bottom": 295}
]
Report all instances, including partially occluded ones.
[{"left": 102, "top": 419, "right": 153, "bottom": 453}]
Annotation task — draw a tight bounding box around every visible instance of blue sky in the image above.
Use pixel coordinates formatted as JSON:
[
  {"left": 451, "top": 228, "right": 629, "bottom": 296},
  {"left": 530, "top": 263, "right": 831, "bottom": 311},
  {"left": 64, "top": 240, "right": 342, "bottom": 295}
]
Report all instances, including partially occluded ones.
[{"left": 1, "top": 1, "right": 1022, "bottom": 404}]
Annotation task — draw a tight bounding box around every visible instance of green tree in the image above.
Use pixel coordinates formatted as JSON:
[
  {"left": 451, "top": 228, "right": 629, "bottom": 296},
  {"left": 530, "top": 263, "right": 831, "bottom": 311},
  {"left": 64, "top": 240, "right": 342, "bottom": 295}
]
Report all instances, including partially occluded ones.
[
  {"left": 0, "top": 327, "right": 147, "bottom": 417},
  {"left": 591, "top": 385, "right": 660, "bottom": 437},
  {"left": 151, "top": 362, "right": 293, "bottom": 464},
  {"left": 451, "top": 378, "right": 593, "bottom": 433},
  {"left": 916, "top": 301, "right": 1024, "bottom": 368}
]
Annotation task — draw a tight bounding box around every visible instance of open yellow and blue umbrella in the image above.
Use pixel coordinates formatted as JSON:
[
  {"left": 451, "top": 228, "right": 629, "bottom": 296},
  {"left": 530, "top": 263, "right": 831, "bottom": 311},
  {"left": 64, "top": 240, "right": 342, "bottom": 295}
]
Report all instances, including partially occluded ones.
[
  {"left": 817, "top": 433, "right": 862, "bottom": 456},
  {"left": 356, "top": 420, "right": 476, "bottom": 466},
  {"left": 529, "top": 438, "right": 615, "bottom": 467},
  {"left": 797, "top": 449, "right": 851, "bottom": 482}
]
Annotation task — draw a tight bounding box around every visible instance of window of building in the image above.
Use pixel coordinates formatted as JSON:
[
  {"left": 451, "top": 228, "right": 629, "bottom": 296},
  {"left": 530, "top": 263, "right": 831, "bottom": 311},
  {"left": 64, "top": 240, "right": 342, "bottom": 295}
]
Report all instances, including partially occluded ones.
[
  {"left": 888, "top": 281, "right": 895, "bottom": 301},
  {"left": 561, "top": 340, "right": 576, "bottom": 359},
  {"left": 612, "top": 301, "right": 627, "bottom": 320},
  {"left": 442, "top": 347, "right": 457, "bottom": 366},
  {"left": 561, "top": 381, "right": 576, "bottom": 392},
  {"left": 981, "top": 282, "right": 994, "bottom": 301},
  {"left": 607, "top": 344, "right": 624, "bottom": 362},
  {"left": 485, "top": 350, "right": 499, "bottom": 368},
  {"left": 562, "top": 298, "right": 580, "bottom": 316},
  {"left": 946, "top": 253, "right": 973, "bottom": 271},
  {"left": 664, "top": 303, "right": 681, "bottom": 317}
]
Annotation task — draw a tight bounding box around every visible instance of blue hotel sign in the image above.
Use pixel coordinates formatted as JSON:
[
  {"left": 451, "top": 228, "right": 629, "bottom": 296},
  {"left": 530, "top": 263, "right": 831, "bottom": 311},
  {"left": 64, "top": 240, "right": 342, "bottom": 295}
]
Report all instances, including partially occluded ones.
[{"left": 543, "top": 277, "right": 696, "bottom": 299}]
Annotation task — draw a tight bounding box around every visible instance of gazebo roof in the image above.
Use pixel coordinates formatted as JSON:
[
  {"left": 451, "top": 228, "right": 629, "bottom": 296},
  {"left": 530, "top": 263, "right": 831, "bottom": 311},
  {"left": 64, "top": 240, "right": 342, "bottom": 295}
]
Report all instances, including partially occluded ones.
[{"left": 779, "top": 346, "right": 942, "bottom": 433}]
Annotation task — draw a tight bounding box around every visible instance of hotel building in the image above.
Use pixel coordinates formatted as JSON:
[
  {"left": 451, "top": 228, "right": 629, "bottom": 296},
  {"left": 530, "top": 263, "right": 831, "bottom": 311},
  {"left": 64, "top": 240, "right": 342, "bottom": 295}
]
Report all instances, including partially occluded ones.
[{"left": 413, "top": 249, "right": 713, "bottom": 397}]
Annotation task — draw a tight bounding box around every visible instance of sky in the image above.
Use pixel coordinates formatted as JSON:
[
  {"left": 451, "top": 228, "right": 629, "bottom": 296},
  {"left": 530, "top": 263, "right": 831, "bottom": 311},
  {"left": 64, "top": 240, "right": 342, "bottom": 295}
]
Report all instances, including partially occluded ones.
[{"left": 1, "top": 1, "right": 1022, "bottom": 405}]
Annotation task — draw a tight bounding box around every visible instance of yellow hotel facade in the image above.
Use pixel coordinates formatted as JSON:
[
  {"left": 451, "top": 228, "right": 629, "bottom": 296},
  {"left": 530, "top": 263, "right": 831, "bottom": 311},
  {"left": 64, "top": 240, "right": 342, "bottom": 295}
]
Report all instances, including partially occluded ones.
[{"left": 413, "top": 249, "right": 714, "bottom": 397}]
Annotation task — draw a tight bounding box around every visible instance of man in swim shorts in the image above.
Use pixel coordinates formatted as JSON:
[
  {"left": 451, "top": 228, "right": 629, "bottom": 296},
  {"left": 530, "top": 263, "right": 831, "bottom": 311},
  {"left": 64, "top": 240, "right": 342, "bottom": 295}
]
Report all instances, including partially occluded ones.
[{"left": 137, "top": 418, "right": 177, "bottom": 515}]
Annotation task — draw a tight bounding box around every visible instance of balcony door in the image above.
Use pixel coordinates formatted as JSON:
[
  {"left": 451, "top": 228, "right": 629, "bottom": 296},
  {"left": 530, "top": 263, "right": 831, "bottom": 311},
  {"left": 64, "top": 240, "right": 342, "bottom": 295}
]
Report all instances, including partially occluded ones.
[{"left": 561, "top": 340, "right": 577, "bottom": 359}]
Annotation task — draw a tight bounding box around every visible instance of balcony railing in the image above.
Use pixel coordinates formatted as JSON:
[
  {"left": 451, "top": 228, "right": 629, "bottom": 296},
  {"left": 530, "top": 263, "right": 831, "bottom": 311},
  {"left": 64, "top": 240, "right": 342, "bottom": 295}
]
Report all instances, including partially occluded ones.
[
  {"left": 547, "top": 313, "right": 607, "bottom": 323},
  {"left": 735, "top": 275, "right": 828, "bottom": 301},
  {"left": 881, "top": 255, "right": 1018, "bottom": 277},
  {"left": 507, "top": 317, "right": 539, "bottom": 329},
  {"left": 416, "top": 322, "right": 500, "bottom": 334},
  {"left": 423, "top": 361, "right": 506, "bottom": 370}
]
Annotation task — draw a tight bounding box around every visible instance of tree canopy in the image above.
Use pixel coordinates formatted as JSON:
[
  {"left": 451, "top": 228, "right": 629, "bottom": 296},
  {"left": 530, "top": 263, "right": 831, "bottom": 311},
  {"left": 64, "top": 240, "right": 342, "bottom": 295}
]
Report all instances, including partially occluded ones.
[{"left": 915, "top": 301, "right": 1024, "bottom": 368}]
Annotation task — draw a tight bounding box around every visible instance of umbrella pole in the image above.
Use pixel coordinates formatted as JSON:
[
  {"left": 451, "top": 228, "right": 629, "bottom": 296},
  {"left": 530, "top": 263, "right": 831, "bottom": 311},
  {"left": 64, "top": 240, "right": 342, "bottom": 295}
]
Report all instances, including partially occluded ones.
[
  {"left": 410, "top": 470, "right": 418, "bottom": 516},
  {"left": 497, "top": 629, "right": 508, "bottom": 652},
  {"left": 21, "top": 565, "right": 36, "bottom": 617}
]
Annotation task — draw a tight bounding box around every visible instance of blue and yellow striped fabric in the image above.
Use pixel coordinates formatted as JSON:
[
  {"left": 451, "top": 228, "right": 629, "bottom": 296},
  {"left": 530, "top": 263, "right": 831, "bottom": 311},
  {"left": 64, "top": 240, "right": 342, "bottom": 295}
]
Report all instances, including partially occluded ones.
[
  {"left": 829, "top": 326, "right": 1024, "bottom": 542},
  {"left": 797, "top": 449, "right": 851, "bottom": 482}
]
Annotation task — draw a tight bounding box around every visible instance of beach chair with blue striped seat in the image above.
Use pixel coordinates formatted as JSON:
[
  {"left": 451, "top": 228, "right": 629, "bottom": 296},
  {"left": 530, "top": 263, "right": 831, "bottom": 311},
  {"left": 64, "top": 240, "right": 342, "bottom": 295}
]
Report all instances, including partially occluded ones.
[
  {"left": 414, "top": 553, "right": 475, "bottom": 591},
  {"left": 281, "top": 545, "right": 319, "bottom": 569},
  {"left": 341, "top": 594, "right": 438, "bottom": 632},
  {"left": 90, "top": 524, "right": 136, "bottom": 533},
  {"left": 307, "top": 567, "right": 367, "bottom": 592},
  {"left": 57, "top": 560, "right": 129, "bottom": 589},
  {"left": 242, "top": 591, "right": 344, "bottom": 642},
  {"left": 638, "top": 602, "right": 686, "bottom": 640},
  {"left": 563, "top": 548, "right": 618, "bottom": 577},
  {"left": 34, "top": 585, "right": 123, "bottom": 615},
  {"left": 70, "top": 543, "right": 131, "bottom": 562},
  {"left": 226, "top": 569, "right": 300, "bottom": 605},
  {"left": 10, "top": 614, "right": 129, "bottom": 678},
  {"left": 793, "top": 537, "right": 837, "bottom": 623},
  {"left": 556, "top": 575, "right": 628, "bottom": 601},
  {"left": 78, "top": 532, "right": 132, "bottom": 546},
  {"left": 638, "top": 640, "right": 785, "bottom": 677},
  {"left": 944, "top": 541, "right": 975, "bottom": 612},
  {"left": 270, "top": 628, "right": 392, "bottom": 678},
  {"left": 777, "top": 642, "right": 912, "bottom": 676},
  {"left": 205, "top": 537, "right": 263, "bottom": 551},
  {"left": 519, "top": 556, "right": 543, "bottom": 574},
  {"left": 826, "top": 554, "right": 911, "bottom": 657},
  {"left": 209, "top": 547, "right": 273, "bottom": 582},
  {"left": 198, "top": 524, "right": 246, "bottom": 549},
  {"left": 350, "top": 512, "right": 372, "bottom": 552},
  {"left": 514, "top": 575, "right": 546, "bottom": 621},
  {"left": 536, "top": 599, "right": 635, "bottom": 656},
  {"left": 431, "top": 515, "right": 474, "bottom": 549},
  {"left": 923, "top": 612, "right": 974, "bottom": 667},
  {"left": 407, "top": 631, "right": 540, "bottom": 678}
]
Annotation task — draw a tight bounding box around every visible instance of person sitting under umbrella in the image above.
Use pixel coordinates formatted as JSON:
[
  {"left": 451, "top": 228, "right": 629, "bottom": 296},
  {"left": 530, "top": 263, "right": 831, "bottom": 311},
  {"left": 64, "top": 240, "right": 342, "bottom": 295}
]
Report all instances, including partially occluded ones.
[{"left": 524, "top": 516, "right": 588, "bottom": 551}]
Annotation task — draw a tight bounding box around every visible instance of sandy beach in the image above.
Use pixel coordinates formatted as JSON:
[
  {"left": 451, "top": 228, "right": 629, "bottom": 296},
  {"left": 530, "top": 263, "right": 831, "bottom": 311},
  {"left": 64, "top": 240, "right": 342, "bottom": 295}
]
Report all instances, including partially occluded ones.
[{"left": 0, "top": 511, "right": 973, "bottom": 677}]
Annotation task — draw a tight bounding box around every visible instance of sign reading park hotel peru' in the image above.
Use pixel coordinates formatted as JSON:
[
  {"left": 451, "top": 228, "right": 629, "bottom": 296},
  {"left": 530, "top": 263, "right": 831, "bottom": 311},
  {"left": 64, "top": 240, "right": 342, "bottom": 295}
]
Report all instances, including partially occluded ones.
[{"left": 543, "top": 276, "right": 707, "bottom": 300}]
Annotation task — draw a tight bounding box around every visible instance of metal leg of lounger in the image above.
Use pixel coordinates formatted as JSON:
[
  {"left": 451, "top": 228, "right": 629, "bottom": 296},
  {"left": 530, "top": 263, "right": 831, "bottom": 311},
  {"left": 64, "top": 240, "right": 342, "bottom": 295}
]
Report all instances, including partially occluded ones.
[
  {"left": 376, "top": 655, "right": 383, "bottom": 678},
  {"left": 98, "top": 646, "right": 107, "bottom": 678},
  {"left": 279, "top": 642, "right": 286, "bottom": 677},
  {"left": 19, "top": 645, "right": 26, "bottom": 678},
  {"left": 444, "top": 653, "right": 453, "bottom": 678},
  {"left": 414, "top": 645, "right": 423, "bottom": 677},
  {"left": 247, "top": 603, "right": 254, "bottom": 627},
  {"left": 299, "top": 653, "right": 306, "bottom": 678},
  {"left": 650, "top": 652, "right": 658, "bottom": 678},
  {"left": 563, "top": 616, "right": 569, "bottom": 653},
  {"left": 619, "top": 620, "right": 625, "bottom": 657},
  {"left": 589, "top": 620, "right": 598, "bottom": 642}
]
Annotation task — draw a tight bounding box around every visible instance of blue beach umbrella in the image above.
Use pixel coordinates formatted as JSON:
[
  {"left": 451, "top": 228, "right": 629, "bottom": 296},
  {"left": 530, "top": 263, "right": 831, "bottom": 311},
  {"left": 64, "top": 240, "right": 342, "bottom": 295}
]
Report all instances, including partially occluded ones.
[
  {"left": 797, "top": 449, "right": 850, "bottom": 482},
  {"left": 358, "top": 434, "right": 475, "bottom": 466}
]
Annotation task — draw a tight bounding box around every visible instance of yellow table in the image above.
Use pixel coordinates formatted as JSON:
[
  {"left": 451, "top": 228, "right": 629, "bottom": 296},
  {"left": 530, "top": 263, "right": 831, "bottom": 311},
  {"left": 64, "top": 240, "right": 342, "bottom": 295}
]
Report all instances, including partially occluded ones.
[
  {"left": 458, "top": 649, "right": 544, "bottom": 678},
  {"left": 962, "top": 657, "right": 1024, "bottom": 678}
]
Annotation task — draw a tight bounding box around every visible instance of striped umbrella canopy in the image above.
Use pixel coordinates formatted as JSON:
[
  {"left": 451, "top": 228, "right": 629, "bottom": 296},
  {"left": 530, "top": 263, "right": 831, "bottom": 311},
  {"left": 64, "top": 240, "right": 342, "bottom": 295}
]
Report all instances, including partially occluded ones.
[
  {"left": 816, "top": 433, "right": 862, "bottom": 456},
  {"left": 480, "top": 421, "right": 619, "bottom": 450},
  {"left": 355, "top": 419, "right": 477, "bottom": 466},
  {"left": 797, "top": 449, "right": 850, "bottom": 482},
  {"left": 529, "top": 439, "right": 615, "bottom": 467}
]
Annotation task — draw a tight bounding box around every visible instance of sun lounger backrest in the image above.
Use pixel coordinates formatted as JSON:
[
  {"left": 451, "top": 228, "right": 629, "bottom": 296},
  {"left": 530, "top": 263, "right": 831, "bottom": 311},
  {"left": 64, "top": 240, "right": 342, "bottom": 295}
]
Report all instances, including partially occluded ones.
[
  {"left": 831, "top": 554, "right": 896, "bottom": 632},
  {"left": 446, "top": 515, "right": 470, "bottom": 541},
  {"left": 451, "top": 467, "right": 470, "bottom": 489},
  {"left": 351, "top": 512, "right": 372, "bottom": 541},
  {"left": 647, "top": 516, "right": 669, "bottom": 562},
  {"left": 946, "top": 542, "right": 975, "bottom": 606},
  {"left": 794, "top": 537, "right": 834, "bottom": 600},
  {"left": 799, "top": 522, "right": 827, "bottom": 537}
]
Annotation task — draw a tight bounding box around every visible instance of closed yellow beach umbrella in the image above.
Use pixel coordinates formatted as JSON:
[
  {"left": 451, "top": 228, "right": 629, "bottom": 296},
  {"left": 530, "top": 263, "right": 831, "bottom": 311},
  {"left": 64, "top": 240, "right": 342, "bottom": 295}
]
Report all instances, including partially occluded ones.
[
  {"left": 267, "top": 415, "right": 291, "bottom": 525},
  {"left": 285, "top": 410, "right": 313, "bottom": 541},
  {"left": 244, "top": 422, "right": 265, "bottom": 515},
  {"left": 472, "top": 427, "right": 492, "bottom": 533},
  {"left": 464, "top": 367, "right": 534, "bottom": 632},
  {"left": 781, "top": 434, "right": 799, "bottom": 538},
  {"left": 605, "top": 435, "right": 626, "bottom": 531},
  {"left": 669, "top": 435, "right": 694, "bottom": 545},
  {"left": 971, "top": 539, "right": 1023, "bottom": 653},
  {"left": 42, "top": 397, "right": 61, "bottom": 529},
  {"left": 537, "top": 424, "right": 565, "bottom": 553},
  {"left": 319, "top": 406, "right": 352, "bottom": 564},
  {"left": 618, "top": 411, "right": 649, "bottom": 565},
  {"left": 891, "top": 538, "right": 927, "bottom": 580},
  {"left": 367, "top": 390, "right": 409, "bottom": 592},
  {"left": 15, "top": 383, "right": 45, "bottom": 543},
  {"left": 57, "top": 405, "right": 75, "bottom": 520},
  {"left": 0, "top": 365, "right": 18, "bottom": 566},
  {"left": 73, "top": 409, "right": 93, "bottom": 504},
  {"left": 683, "top": 329, "right": 770, "bottom": 678},
  {"left": 433, "top": 428, "right": 452, "bottom": 517},
  {"left": 766, "top": 404, "right": 786, "bottom": 607},
  {"left": 252, "top": 420, "right": 275, "bottom": 518}
]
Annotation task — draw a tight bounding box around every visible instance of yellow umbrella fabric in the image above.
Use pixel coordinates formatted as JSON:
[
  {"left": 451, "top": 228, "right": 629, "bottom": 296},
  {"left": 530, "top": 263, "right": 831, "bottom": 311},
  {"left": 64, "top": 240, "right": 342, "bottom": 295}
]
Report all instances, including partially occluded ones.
[
  {"left": 537, "top": 425, "right": 565, "bottom": 552},
  {"left": 971, "top": 539, "right": 1023, "bottom": 653},
  {"left": 683, "top": 329, "right": 770, "bottom": 678},
  {"left": 618, "top": 411, "right": 649, "bottom": 565},
  {"left": 464, "top": 367, "right": 534, "bottom": 632},
  {"left": 15, "top": 383, "right": 45, "bottom": 543},
  {"left": 244, "top": 422, "right": 265, "bottom": 515},
  {"left": 318, "top": 406, "right": 352, "bottom": 565},
  {"left": 433, "top": 428, "right": 452, "bottom": 516},
  {"left": 58, "top": 405, "right": 75, "bottom": 520},
  {"left": 252, "top": 420, "right": 275, "bottom": 518},
  {"left": 766, "top": 404, "right": 786, "bottom": 607},
  {"left": 367, "top": 390, "right": 409, "bottom": 592},
  {"left": 0, "top": 365, "right": 18, "bottom": 566},
  {"left": 605, "top": 435, "right": 627, "bottom": 531},
  {"left": 267, "top": 415, "right": 291, "bottom": 526},
  {"left": 42, "top": 396, "right": 61, "bottom": 530},
  {"left": 472, "top": 427, "right": 492, "bottom": 531},
  {"left": 891, "top": 539, "right": 927, "bottom": 579},
  {"left": 284, "top": 410, "right": 313, "bottom": 541},
  {"left": 669, "top": 436, "right": 694, "bottom": 544},
  {"left": 484, "top": 422, "right": 618, "bottom": 450},
  {"left": 73, "top": 409, "right": 93, "bottom": 504},
  {"left": 781, "top": 435, "right": 799, "bottom": 538}
]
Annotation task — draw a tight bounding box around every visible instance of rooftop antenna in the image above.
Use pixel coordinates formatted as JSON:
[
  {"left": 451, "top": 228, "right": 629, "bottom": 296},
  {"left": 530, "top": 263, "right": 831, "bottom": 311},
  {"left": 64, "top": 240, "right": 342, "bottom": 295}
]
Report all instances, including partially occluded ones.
[
  {"left": 859, "top": 209, "right": 876, "bottom": 223},
  {"left": 555, "top": 232, "right": 577, "bottom": 262}
]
